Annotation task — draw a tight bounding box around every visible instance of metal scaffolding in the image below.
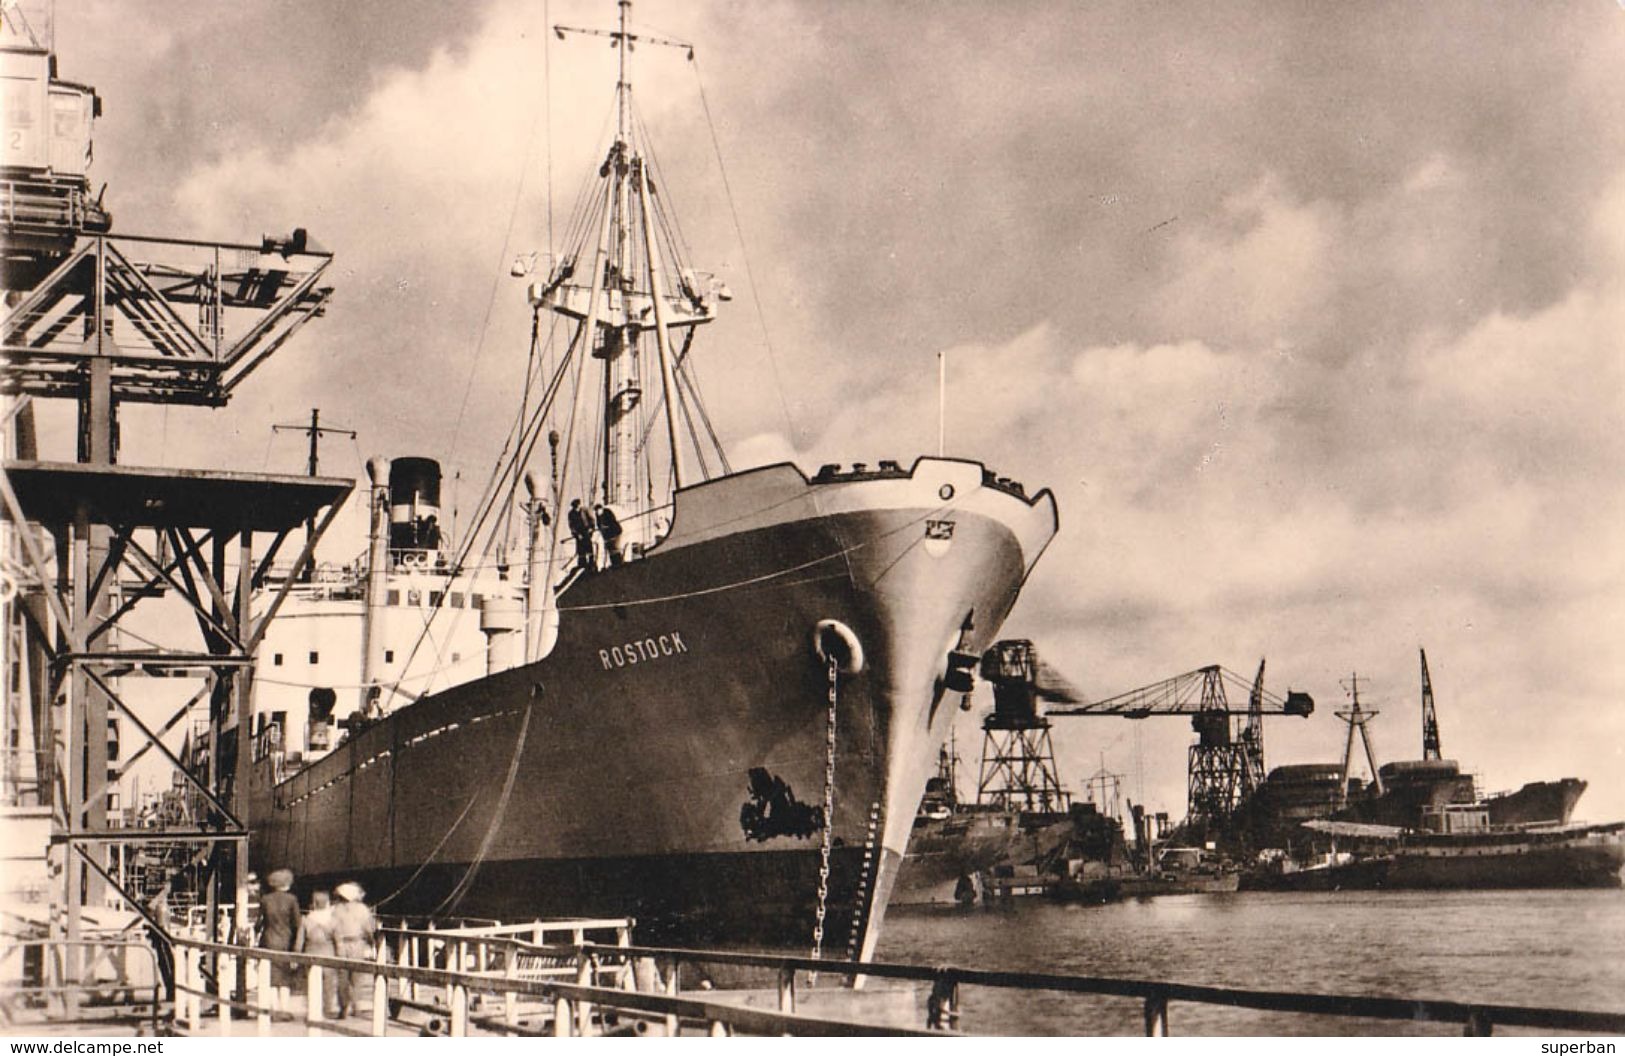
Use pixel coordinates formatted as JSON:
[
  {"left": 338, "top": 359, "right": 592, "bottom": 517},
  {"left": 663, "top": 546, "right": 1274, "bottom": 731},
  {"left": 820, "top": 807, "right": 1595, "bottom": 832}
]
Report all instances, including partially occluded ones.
[{"left": 1, "top": 460, "right": 349, "bottom": 974}]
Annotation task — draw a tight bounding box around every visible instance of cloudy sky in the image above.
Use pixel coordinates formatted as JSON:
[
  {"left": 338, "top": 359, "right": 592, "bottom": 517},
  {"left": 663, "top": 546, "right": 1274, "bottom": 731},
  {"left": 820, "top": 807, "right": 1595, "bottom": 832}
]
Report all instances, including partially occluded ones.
[{"left": 40, "top": 0, "right": 1625, "bottom": 821}]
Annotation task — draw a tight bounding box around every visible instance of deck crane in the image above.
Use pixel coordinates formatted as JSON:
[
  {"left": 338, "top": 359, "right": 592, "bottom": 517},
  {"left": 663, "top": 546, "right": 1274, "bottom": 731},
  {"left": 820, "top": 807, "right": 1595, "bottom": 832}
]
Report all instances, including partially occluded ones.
[{"left": 978, "top": 642, "right": 1314, "bottom": 828}]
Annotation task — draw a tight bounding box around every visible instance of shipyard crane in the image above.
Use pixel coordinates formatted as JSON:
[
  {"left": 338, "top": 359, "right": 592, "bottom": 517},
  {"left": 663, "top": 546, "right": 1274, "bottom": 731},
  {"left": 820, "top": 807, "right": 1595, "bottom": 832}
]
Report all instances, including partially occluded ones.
[
  {"left": 973, "top": 640, "right": 1075, "bottom": 813},
  {"left": 1420, "top": 647, "right": 1442, "bottom": 761},
  {"left": 974, "top": 641, "right": 1314, "bottom": 828},
  {"left": 1046, "top": 660, "right": 1314, "bottom": 827}
]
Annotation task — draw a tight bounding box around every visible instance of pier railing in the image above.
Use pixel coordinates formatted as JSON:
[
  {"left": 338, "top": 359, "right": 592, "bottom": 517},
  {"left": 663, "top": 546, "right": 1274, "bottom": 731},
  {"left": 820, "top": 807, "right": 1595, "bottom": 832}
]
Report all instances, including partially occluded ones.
[
  {"left": 0, "top": 938, "right": 162, "bottom": 1033},
  {"left": 575, "top": 940, "right": 1625, "bottom": 1037},
  {"left": 164, "top": 933, "right": 940, "bottom": 1037},
  {"left": 156, "top": 927, "right": 1625, "bottom": 1037}
]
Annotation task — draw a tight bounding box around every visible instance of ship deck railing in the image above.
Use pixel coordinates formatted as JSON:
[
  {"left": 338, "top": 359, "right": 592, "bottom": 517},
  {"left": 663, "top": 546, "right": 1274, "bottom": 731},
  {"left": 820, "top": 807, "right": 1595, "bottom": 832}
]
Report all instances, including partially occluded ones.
[{"left": 131, "top": 925, "right": 1625, "bottom": 1037}]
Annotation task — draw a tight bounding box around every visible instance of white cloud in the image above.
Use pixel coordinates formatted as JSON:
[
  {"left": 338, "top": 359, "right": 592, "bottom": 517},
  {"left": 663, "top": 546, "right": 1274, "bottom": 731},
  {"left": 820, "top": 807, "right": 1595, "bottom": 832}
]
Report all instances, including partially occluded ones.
[{"left": 1156, "top": 176, "right": 1340, "bottom": 351}]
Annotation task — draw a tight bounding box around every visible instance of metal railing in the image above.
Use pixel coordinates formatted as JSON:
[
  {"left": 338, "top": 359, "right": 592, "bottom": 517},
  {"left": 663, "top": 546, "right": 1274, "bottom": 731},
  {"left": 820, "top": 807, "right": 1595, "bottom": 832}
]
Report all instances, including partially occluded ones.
[
  {"left": 575, "top": 940, "right": 1625, "bottom": 1037},
  {"left": 157, "top": 926, "right": 1625, "bottom": 1037},
  {"left": 0, "top": 938, "right": 163, "bottom": 1033},
  {"left": 166, "top": 929, "right": 938, "bottom": 1037}
]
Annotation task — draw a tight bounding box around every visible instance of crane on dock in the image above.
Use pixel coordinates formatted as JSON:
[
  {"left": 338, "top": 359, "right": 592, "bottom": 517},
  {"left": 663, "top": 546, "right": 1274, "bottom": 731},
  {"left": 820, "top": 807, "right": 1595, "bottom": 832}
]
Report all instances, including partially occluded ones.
[
  {"left": 972, "top": 641, "right": 1314, "bottom": 830},
  {"left": 1420, "top": 647, "right": 1442, "bottom": 761},
  {"left": 1046, "top": 660, "right": 1313, "bottom": 828}
]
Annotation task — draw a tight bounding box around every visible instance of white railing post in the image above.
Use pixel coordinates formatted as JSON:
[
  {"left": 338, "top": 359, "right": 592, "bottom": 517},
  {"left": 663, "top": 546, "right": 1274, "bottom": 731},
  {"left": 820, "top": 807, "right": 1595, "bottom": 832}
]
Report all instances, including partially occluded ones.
[
  {"left": 407, "top": 931, "right": 419, "bottom": 1003},
  {"left": 256, "top": 955, "right": 272, "bottom": 1035},
  {"left": 575, "top": 951, "right": 593, "bottom": 1034},
  {"left": 777, "top": 967, "right": 797, "bottom": 1013},
  {"left": 450, "top": 982, "right": 468, "bottom": 1036},
  {"left": 217, "top": 952, "right": 233, "bottom": 1036},
  {"left": 553, "top": 996, "right": 572, "bottom": 1037},
  {"left": 503, "top": 945, "right": 519, "bottom": 1028},
  {"left": 444, "top": 937, "right": 457, "bottom": 1008},
  {"left": 306, "top": 964, "right": 324, "bottom": 1036},
  {"left": 372, "top": 947, "right": 389, "bottom": 1037},
  {"left": 184, "top": 946, "right": 200, "bottom": 1031},
  {"left": 173, "top": 947, "right": 189, "bottom": 1031},
  {"left": 662, "top": 956, "right": 680, "bottom": 1038}
]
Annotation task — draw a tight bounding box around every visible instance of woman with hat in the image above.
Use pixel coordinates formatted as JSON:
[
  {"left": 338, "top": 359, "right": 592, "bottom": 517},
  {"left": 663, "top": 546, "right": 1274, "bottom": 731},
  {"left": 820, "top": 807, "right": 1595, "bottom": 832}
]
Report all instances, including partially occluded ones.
[
  {"left": 331, "top": 882, "right": 377, "bottom": 1018},
  {"left": 258, "top": 868, "right": 301, "bottom": 1011},
  {"left": 298, "top": 890, "right": 340, "bottom": 1018}
]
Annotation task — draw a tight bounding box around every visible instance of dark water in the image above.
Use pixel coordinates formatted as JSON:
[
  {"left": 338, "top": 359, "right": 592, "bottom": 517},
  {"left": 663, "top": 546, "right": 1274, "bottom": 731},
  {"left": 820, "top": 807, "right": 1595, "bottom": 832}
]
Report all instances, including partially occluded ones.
[{"left": 873, "top": 889, "right": 1625, "bottom": 1036}]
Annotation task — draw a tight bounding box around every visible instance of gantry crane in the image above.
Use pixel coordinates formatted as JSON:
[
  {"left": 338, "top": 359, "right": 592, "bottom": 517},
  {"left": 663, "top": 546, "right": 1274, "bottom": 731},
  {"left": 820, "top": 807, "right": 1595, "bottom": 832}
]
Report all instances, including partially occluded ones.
[
  {"left": 974, "top": 640, "right": 1077, "bottom": 813},
  {"left": 974, "top": 642, "right": 1314, "bottom": 829},
  {"left": 1046, "top": 660, "right": 1314, "bottom": 827}
]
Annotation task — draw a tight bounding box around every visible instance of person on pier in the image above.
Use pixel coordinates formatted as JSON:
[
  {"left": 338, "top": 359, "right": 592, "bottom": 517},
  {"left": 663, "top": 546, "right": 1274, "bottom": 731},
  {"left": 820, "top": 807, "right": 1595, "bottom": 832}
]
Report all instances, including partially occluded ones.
[
  {"left": 331, "top": 882, "right": 378, "bottom": 1018},
  {"left": 299, "top": 890, "right": 339, "bottom": 1018},
  {"left": 258, "top": 868, "right": 301, "bottom": 1011}
]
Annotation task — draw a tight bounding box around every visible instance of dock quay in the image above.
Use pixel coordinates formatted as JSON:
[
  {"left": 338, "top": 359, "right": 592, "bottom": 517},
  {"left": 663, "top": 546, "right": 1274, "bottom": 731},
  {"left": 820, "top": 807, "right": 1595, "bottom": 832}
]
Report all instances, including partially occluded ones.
[{"left": 6, "top": 917, "right": 1625, "bottom": 1038}]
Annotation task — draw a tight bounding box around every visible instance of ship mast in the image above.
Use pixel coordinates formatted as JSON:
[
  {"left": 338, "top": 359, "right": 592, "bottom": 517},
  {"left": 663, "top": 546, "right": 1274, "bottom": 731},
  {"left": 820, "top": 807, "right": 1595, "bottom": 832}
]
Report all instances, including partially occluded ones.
[
  {"left": 543, "top": 0, "right": 715, "bottom": 544},
  {"left": 1336, "top": 674, "right": 1385, "bottom": 802}
]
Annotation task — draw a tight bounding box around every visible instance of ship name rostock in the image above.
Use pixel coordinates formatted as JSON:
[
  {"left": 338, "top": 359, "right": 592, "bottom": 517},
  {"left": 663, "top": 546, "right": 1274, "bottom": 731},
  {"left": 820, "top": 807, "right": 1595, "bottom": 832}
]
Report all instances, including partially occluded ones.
[{"left": 600, "top": 631, "right": 690, "bottom": 670}]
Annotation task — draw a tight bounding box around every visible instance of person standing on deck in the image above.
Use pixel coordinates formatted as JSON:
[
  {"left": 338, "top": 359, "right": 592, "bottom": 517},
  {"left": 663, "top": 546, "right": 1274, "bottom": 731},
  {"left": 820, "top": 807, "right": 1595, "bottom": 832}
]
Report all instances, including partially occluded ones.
[
  {"left": 330, "top": 882, "right": 377, "bottom": 1018},
  {"left": 298, "top": 890, "right": 339, "bottom": 1018},
  {"left": 567, "top": 499, "right": 596, "bottom": 571},
  {"left": 258, "top": 868, "right": 301, "bottom": 1011},
  {"left": 595, "top": 503, "right": 624, "bottom": 566}
]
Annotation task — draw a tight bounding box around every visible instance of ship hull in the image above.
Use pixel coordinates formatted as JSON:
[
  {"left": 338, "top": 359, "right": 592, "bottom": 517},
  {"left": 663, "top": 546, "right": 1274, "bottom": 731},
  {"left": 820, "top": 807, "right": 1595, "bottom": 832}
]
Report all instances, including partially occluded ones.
[
  {"left": 1242, "top": 824, "right": 1625, "bottom": 892},
  {"left": 1387, "top": 824, "right": 1625, "bottom": 889},
  {"left": 892, "top": 811, "right": 1021, "bottom": 906},
  {"left": 1482, "top": 779, "right": 1587, "bottom": 828},
  {"left": 249, "top": 459, "right": 1055, "bottom": 958}
]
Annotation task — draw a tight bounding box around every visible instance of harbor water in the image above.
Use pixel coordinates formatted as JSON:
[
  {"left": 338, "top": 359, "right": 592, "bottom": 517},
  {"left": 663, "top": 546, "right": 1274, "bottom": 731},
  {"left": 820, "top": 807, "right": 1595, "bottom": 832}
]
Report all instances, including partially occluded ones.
[{"left": 874, "top": 889, "right": 1625, "bottom": 1036}]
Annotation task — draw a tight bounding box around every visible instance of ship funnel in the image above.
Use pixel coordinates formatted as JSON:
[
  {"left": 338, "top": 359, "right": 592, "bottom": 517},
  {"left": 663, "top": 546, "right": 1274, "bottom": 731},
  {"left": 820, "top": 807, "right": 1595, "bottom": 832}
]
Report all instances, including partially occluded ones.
[{"left": 388, "top": 456, "right": 442, "bottom": 557}]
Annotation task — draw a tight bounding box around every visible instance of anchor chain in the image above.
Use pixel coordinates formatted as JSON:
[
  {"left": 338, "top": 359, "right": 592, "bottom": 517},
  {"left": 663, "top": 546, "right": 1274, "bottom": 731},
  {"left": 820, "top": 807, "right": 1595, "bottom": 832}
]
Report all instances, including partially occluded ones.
[{"left": 811, "top": 653, "right": 839, "bottom": 962}]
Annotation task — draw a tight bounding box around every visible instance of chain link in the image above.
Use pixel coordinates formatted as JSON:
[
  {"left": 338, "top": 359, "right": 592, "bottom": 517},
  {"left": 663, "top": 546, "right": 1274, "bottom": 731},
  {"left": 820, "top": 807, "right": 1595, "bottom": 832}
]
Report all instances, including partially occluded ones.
[{"left": 811, "top": 653, "right": 839, "bottom": 962}]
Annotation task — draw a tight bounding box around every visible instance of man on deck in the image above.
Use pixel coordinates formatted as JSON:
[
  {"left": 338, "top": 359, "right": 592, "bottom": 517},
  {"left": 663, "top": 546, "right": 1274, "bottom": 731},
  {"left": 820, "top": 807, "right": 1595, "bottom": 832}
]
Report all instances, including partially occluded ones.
[{"left": 567, "top": 498, "right": 596, "bottom": 571}]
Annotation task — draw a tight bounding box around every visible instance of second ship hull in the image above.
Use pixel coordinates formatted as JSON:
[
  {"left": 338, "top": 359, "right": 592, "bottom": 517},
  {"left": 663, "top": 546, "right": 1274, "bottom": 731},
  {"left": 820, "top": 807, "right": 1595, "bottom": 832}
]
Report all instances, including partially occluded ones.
[{"left": 249, "top": 458, "right": 1056, "bottom": 957}]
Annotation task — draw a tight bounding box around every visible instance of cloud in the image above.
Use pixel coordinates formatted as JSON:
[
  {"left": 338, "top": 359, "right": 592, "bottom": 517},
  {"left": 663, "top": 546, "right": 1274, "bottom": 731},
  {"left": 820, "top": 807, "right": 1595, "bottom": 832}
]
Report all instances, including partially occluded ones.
[
  {"left": 1156, "top": 177, "right": 1340, "bottom": 351},
  {"left": 36, "top": 0, "right": 1625, "bottom": 823}
]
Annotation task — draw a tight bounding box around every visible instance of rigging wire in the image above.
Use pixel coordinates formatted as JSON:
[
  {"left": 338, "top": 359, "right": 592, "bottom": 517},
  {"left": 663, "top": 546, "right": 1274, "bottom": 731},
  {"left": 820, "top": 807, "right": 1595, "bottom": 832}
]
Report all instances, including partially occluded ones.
[
  {"left": 430, "top": 702, "right": 534, "bottom": 917},
  {"left": 690, "top": 55, "right": 800, "bottom": 445},
  {"left": 443, "top": 0, "right": 552, "bottom": 473},
  {"left": 371, "top": 791, "right": 481, "bottom": 910},
  {"left": 380, "top": 328, "right": 584, "bottom": 698}
]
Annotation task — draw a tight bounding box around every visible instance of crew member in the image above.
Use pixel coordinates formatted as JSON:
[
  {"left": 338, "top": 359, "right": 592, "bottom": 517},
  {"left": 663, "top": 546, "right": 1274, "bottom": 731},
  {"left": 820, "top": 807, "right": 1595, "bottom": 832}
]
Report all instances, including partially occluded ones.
[
  {"left": 567, "top": 499, "right": 596, "bottom": 571},
  {"left": 595, "top": 503, "right": 625, "bottom": 567}
]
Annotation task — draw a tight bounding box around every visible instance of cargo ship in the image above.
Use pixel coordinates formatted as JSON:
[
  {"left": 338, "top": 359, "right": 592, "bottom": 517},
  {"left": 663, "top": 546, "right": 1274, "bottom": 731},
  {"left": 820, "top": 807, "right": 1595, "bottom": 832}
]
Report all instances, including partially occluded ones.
[
  {"left": 243, "top": 3, "right": 1056, "bottom": 961},
  {"left": 1246, "top": 813, "right": 1625, "bottom": 891},
  {"left": 1238, "top": 655, "right": 1590, "bottom": 852},
  {"left": 891, "top": 737, "right": 1021, "bottom": 906}
]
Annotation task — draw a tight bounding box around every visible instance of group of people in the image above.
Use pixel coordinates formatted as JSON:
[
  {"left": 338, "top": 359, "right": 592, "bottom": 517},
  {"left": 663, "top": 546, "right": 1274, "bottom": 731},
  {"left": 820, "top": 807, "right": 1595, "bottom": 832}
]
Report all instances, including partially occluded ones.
[
  {"left": 567, "top": 499, "right": 624, "bottom": 571},
  {"left": 258, "top": 869, "right": 378, "bottom": 1019}
]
